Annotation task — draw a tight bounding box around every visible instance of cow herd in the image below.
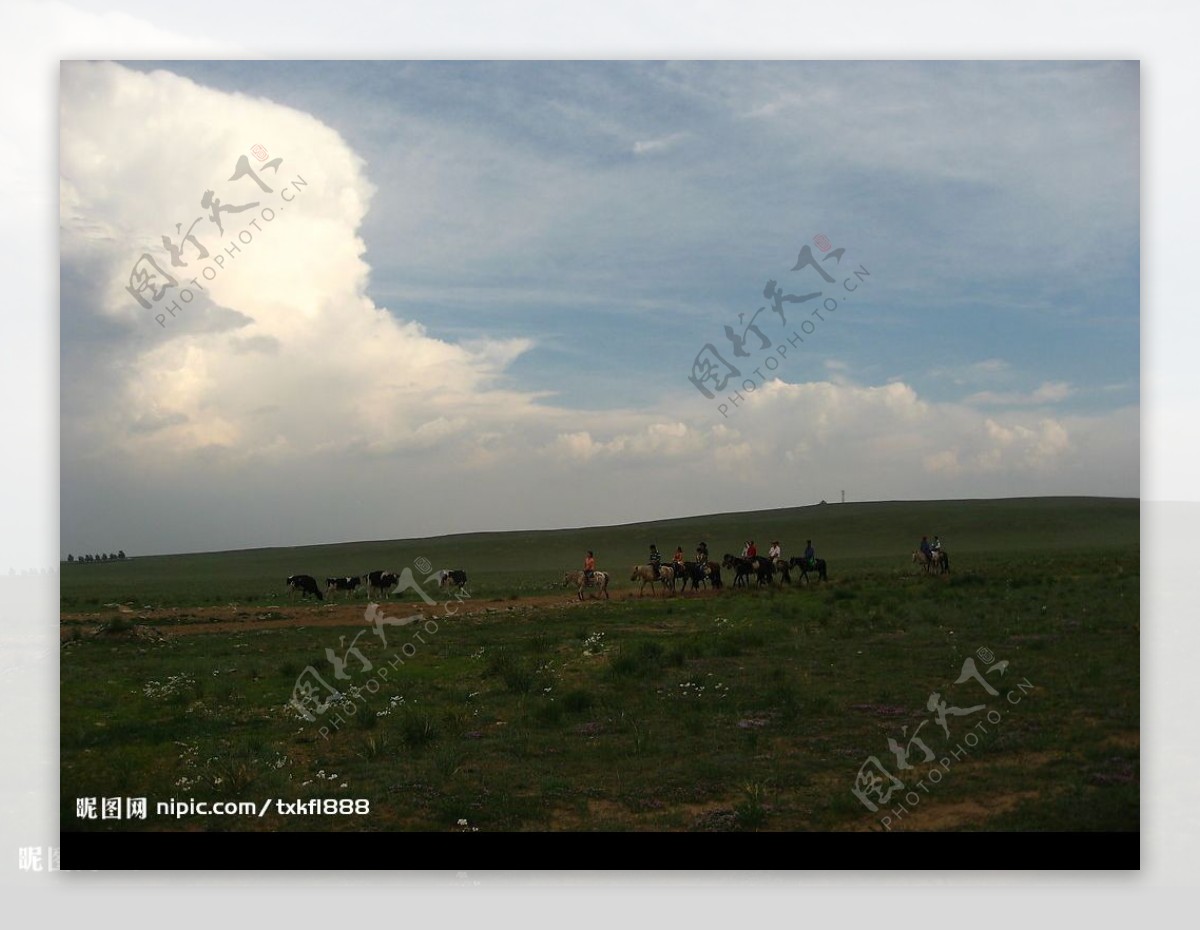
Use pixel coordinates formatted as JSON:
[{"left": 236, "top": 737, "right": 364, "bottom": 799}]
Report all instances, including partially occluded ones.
[{"left": 285, "top": 568, "right": 468, "bottom": 602}]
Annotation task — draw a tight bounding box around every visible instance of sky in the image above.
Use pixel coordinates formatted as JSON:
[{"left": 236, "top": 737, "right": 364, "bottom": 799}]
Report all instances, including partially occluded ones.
[{"left": 56, "top": 58, "right": 1140, "bottom": 557}]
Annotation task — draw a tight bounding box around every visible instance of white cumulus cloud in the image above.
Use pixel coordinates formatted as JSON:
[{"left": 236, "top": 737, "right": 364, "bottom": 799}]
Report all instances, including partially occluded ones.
[{"left": 61, "top": 62, "right": 543, "bottom": 469}]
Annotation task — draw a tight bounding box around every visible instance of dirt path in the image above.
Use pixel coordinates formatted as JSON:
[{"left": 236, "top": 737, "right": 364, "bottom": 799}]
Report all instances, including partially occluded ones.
[{"left": 60, "top": 587, "right": 723, "bottom": 638}]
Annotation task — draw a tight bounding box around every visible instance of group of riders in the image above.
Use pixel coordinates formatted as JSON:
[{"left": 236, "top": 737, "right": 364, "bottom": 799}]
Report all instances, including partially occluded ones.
[
  {"left": 581, "top": 538, "right": 821, "bottom": 583},
  {"left": 576, "top": 533, "right": 947, "bottom": 587}
]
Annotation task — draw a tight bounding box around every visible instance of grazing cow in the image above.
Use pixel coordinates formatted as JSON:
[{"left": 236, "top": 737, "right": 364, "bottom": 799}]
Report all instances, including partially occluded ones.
[
  {"left": 362, "top": 570, "right": 399, "bottom": 598},
  {"left": 440, "top": 569, "right": 468, "bottom": 591},
  {"left": 630, "top": 564, "right": 675, "bottom": 596},
  {"left": 324, "top": 576, "right": 362, "bottom": 600},
  {"left": 378, "top": 571, "right": 400, "bottom": 595},
  {"left": 287, "top": 574, "right": 323, "bottom": 601},
  {"left": 564, "top": 570, "right": 609, "bottom": 601}
]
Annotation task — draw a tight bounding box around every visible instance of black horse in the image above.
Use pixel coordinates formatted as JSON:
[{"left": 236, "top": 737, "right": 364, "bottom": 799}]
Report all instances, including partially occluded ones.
[
  {"left": 723, "top": 554, "right": 773, "bottom": 587},
  {"left": 722, "top": 554, "right": 752, "bottom": 587},
  {"left": 750, "top": 557, "right": 774, "bottom": 586},
  {"left": 675, "top": 561, "right": 714, "bottom": 592},
  {"left": 788, "top": 555, "right": 828, "bottom": 583}
]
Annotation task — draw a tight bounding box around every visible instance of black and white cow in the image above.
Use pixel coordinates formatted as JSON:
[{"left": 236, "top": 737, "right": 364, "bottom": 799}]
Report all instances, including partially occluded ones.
[
  {"left": 440, "top": 569, "right": 468, "bottom": 592},
  {"left": 287, "top": 574, "right": 324, "bottom": 601},
  {"left": 325, "top": 576, "right": 361, "bottom": 600},
  {"left": 362, "top": 570, "right": 399, "bottom": 598}
]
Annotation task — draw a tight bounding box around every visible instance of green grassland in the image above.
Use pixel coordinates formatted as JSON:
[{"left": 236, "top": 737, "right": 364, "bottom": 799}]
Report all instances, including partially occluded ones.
[
  {"left": 60, "top": 496, "right": 1138, "bottom": 607},
  {"left": 60, "top": 497, "right": 1139, "bottom": 832}
]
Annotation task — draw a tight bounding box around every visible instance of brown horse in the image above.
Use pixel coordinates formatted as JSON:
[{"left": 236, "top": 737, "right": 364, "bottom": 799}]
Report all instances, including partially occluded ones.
[{"left": 630, "top": 564, "right": 675, "bottom": 596}]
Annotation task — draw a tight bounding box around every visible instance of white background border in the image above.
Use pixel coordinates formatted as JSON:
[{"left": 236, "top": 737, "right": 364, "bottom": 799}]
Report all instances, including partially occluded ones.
[{"left": 1, "top": 0, "right": 1189, "bottom": 917}]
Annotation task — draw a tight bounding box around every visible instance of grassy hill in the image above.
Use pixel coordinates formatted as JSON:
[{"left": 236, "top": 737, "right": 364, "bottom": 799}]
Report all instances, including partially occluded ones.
[
  {"left": 60, "top": 494, "right": 1140, "bottom": 835},
  {"left": 60, "top": 496, "right": 1138, "bottom": 609}
]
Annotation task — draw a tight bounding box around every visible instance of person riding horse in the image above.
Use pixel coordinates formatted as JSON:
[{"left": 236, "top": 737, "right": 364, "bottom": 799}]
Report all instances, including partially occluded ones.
[
  {"left": 584, "top": 550, "right": 596, "bottom": 583},
  {"left": 930, "top": 536, "right": 948, "bottom": 573},
  {"left": 649, "top": 544, "right": 662, "bottom": 579}
]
